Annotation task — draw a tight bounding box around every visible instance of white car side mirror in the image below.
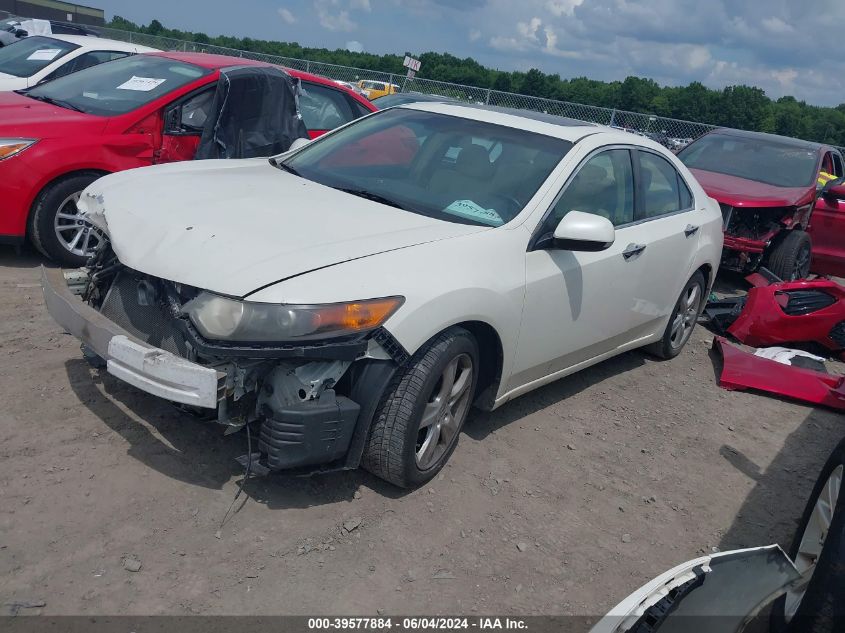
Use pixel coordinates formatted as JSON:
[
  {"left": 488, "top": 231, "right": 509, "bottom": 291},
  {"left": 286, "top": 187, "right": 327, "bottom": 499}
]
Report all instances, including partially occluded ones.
[
  {"left": 288, "top": 137, "right": 312, "bottom": 152},
  {"left": 552, "top": 210, "right": 615, "bottom": 252}
]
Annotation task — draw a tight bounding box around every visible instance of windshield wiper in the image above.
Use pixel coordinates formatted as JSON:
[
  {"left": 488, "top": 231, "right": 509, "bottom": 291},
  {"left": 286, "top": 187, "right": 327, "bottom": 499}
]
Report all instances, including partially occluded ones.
[
  {"left": 335, "top": 187, "right": 409, "bottom": 210},
  {"left": 22, "top": 93, "right": 85, "bottom": 113}
]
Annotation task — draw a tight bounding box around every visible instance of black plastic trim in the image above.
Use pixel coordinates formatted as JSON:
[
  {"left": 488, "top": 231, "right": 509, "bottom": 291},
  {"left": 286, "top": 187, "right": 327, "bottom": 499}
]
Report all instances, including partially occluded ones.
[
  {"left": 0, "top": 234, "right": 25, "bottom": 246},
  {"left": 343, "top": 359, "right": 398, "bottom": 470},
  {"left": 371, "top": 327, "right": 411, "bottom": 366}
]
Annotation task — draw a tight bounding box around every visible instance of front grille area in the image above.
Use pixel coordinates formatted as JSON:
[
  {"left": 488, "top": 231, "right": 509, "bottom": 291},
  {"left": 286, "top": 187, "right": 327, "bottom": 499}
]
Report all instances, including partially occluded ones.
[
  {"left": 99, "top": 272, "right": 189, "bottom": 357},
  {"left": 719, "top": 203, "right": 732, "bottom": 229}
]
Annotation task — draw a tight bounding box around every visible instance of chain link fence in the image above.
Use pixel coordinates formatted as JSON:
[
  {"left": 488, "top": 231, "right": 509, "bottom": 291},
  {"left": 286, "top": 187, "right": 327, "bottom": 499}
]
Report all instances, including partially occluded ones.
[
  {"left": 56, "top": 25, "right": 712, "bottom": 150},
  {"left": 0, "top": 15, "right": 807, "bottom": 151}
]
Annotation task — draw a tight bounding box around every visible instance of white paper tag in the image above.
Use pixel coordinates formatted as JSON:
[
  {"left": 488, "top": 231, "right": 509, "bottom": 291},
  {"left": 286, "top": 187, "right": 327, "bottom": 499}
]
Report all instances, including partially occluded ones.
[
  {"left": 116, "top": 76, "right": 166, "bottom": 92},
  {"left": 27, "top": 48, "right": 61, "bottom": 61},
  {"left": 444, "top": 199, "right": 504, "bottom": 226}
]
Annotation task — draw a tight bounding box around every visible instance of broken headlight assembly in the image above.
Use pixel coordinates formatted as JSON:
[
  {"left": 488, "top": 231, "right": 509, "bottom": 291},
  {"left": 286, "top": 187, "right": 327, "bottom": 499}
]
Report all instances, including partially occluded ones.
[
  {"left": 0, "top": 138, "right": 37, "bottom": 161},
  {"left": 182, "top": 293, "right": 404, "bottom": 343}
]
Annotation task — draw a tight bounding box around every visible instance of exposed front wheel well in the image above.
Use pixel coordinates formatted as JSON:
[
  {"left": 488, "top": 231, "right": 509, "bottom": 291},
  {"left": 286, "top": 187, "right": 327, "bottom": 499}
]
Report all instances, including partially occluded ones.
[
  {"left": 455, "top": 320, "right": 503, "bottom": 411},
  {"left": 696, "top": 263, "right": 714, "bottom": 292}
]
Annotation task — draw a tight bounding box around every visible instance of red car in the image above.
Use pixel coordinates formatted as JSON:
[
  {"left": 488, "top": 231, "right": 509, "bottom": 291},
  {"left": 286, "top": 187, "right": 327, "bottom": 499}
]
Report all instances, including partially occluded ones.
[
  {"left": 0, "top": 51, "right": 376, "bottom": 265},
  {"left": 678, "top": 129, "right": 845, "bottom": 280}
]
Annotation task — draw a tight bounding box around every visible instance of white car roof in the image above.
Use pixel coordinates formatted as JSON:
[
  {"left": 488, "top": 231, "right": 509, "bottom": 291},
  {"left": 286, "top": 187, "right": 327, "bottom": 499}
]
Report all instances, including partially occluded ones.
[
  {"left": 402, "top": 101, "right": 666, "bottom": 149},
  {"left": 46, "top": 33, "right": 159, "bottom": 54}
]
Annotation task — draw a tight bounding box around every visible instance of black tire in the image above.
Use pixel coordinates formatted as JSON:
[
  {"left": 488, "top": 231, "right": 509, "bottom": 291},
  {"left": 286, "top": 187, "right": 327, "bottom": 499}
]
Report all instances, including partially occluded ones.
[
  {"left": 29, "top": 172, "right": 103, "bottom": 267},
  {"left": 645, "top": 270, "right": 706, "bottom": 360},
  {"left": 767, "top": 230, "right": 812, "bottom": 281},
  {"left": 770, "top": 438, "right": 845, "bottom": 633},
  {"left": 362, "top": 327, "right": 479, "bottom": 488}
]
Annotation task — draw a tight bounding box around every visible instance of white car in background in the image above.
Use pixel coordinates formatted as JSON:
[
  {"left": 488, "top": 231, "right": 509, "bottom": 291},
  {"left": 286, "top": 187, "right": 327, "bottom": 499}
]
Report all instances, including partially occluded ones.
[
  {"left": 43, "top": 103, "right": 722, "bottom": 488},
  {"left": 0, "top": 34, "right": 158, "bottom": 90}
]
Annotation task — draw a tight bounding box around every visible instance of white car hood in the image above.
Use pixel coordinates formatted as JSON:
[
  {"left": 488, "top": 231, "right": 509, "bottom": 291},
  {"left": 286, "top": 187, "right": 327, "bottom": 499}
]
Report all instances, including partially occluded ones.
[
  {"left": 0, "top": 72, "right": 27, "bottom": 91},
  {"left": 82, "top": 159, "right": 486, "bottom": 298}
]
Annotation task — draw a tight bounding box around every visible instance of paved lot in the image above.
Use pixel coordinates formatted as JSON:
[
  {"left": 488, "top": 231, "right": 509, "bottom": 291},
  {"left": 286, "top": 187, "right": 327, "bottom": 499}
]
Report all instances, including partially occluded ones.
[{"left": 0, "top": 247, "right": 842, "bottom": 616}]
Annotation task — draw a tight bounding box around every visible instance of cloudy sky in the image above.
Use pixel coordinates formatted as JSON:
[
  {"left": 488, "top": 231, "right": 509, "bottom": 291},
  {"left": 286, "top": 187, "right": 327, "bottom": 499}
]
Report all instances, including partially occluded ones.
[{"left": 97, "top": 0, "right": 842, "bottom": 106}]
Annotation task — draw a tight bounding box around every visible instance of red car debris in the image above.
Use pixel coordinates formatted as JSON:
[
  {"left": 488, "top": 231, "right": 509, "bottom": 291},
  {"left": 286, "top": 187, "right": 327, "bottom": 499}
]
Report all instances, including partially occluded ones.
[
  {"left": 678, "top": 129, "right": 845, "bottom": 280},
  {"left": 705, "top": 270, "right": 845, "bottom": 410},
  {"left": 727, "top": 277, "right": 845, "bottom": 355},
  {"left": 0, "top": 51, "right": 376, "bottom": 266},
  {"left": 713, "top": 337, "right": 845, "bottom": 411}
]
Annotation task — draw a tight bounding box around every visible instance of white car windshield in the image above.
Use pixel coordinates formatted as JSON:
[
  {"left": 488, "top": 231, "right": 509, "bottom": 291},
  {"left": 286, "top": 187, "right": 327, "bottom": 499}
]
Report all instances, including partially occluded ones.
[
  {"left": 0, "top": 36, "right": 78, "bottom": 77},
  {"left": 281, "top": 108, "right": 573, "bottom": 226},
  {"left": 22, "top": 55, "right": 211, "bottom": 116}
]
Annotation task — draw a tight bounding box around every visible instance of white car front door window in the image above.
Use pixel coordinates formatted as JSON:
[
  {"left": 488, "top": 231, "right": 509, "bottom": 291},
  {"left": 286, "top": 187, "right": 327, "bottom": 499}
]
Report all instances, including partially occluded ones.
[
  {"left": 626, "top": 149, "right": 701, "bottom": 331},
  {"left": 511, "top": 146, "right": 646, "bottom": 390}
]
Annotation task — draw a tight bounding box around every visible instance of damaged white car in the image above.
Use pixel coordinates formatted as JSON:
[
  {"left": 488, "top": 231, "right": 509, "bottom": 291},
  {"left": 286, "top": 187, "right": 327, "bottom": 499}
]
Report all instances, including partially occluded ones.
[{"left": 42, "top": 103, "right": 722, "bottom": 487}]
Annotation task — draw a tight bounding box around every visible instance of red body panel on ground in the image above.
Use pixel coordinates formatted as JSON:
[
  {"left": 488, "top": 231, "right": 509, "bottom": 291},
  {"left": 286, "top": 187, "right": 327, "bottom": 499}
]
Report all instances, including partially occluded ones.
[
  {"left": 727, "top": 279, "right": 845, "bottom": 353},
  {"left": 714, "top": 337, "right": 845, "bottom": 411}
]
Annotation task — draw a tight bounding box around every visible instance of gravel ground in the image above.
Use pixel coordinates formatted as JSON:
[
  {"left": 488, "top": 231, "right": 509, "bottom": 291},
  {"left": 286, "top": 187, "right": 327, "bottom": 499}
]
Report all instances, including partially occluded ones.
[{"left": 0, "top": 247, "right": 841, "bottom": 616}]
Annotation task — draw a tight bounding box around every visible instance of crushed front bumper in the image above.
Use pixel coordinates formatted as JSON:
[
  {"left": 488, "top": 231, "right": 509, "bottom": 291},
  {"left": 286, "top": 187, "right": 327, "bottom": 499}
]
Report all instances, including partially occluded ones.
[{"left": 41, "top": 266, "right": 225, "bottom": 409}]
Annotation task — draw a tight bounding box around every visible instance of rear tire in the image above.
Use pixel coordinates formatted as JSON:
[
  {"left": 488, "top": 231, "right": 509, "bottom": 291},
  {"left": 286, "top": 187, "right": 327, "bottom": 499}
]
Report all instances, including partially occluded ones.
[
  {"left": 767, "top": 230, "right": 812, "bottom": 281},
  {"left": 362, "top": 327, "right": 478, "bottom": 488},
  {"left": 770, "top": 438, "right": 845, "bottom": 632},
  {"left": 645, "top": 271, "right": 705, "bottom": 360},
  {"left": 29, "top": 172, "right": 104, "bottom": 267}
]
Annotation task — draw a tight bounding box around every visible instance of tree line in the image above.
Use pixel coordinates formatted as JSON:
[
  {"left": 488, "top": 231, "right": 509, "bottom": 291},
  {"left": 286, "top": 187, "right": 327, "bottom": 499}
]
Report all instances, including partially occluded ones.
[{"left": 109, "top": 16, "right": 845, "bottom": 146}]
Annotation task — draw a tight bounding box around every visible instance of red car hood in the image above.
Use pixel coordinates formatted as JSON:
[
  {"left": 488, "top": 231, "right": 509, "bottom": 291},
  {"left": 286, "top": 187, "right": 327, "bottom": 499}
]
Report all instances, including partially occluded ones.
[
  {"left": 0, "top": 91, "right": 107, "bottom": 137},
  {"left": 690, "top": 168, "right": 813, "bottom": 208}
]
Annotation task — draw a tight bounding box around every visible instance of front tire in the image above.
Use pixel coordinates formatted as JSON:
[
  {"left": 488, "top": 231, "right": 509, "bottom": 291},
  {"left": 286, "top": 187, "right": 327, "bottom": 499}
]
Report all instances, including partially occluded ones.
[
  {"left": 29, "top": 172, "right": 106, "bottom": 267},
  {"left": 362, "top": 327, "right": 478, "bottom": 488},
  {"left": 646, "top": 270, "right": 705, "bottom": 360},
  {"left": 770, "top": 439, "right": 845, "bottom": 632},
  {"left": 767, "top": 230, "right": 812, "bottom": 281}
]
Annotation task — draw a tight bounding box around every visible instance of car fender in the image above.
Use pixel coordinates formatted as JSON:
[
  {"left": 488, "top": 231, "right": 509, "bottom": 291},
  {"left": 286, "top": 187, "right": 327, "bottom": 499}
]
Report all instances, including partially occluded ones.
[{"left": 248, "top": 227, "right": 528, "bottom": 398}]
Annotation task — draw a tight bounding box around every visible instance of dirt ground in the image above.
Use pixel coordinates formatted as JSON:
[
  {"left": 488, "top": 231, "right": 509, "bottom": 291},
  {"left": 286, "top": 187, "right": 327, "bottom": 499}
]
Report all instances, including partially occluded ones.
[{"left": 0, "top": 246, "right": 842, "bottom": 617}]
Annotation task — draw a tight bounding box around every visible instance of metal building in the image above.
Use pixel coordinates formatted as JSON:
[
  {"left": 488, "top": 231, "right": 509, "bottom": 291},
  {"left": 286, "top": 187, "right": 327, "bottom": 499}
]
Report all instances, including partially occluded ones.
[{"left": 0, "top": 0, "right": 104, "bottom": 26}]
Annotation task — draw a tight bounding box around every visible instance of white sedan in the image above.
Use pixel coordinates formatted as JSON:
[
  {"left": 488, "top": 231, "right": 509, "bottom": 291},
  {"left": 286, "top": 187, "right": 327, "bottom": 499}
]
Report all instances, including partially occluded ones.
[
  {"left": 43, "top": 103, "right": 723, "bottom": 487},
  {"left": 0, "top": 34, "right": 158, "bottom": 91}
]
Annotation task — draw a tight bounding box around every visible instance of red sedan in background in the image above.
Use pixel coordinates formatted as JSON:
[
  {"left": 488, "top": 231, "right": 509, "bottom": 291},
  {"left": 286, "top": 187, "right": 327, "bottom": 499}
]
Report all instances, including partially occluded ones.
[
  {"left": 677, "top": 129, "right": 845, "bottom": 280},
  {"left": 0, "top": 51, "right": 375, "bottom": 265}
]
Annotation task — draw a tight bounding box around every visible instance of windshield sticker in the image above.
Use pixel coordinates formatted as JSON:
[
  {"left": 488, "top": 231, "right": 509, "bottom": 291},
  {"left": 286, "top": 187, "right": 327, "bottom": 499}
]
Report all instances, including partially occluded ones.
[
  {"left": 27, "top": 48, "right": 61, "bottom": 61},
  {"left": 444, "top": 200, "right": 504, "bottom": 226},
  {"left": 116, "top": 76, "right": 167, "bottom": 92}
]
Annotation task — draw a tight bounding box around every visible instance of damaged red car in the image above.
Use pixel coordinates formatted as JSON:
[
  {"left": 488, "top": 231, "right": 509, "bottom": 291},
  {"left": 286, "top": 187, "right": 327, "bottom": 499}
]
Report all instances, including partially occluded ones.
[
  {"left": 678, "top": 129, "right": 845, "bottom": 280},
  {"left": 0, "top": 51, "right": 376, "bottom": 266}
]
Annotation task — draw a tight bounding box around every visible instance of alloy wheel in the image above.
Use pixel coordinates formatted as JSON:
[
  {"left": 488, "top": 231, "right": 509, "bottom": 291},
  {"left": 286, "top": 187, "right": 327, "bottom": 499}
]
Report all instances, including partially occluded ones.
[
  {"left": 53, "top": 191, "right": 105, "bottom": 260},
  {"left": 784, "top": 464, "right": 842, "bottom": 621},
  {"left": 415, "top": 353, "right": 474, "bottom": 470},
  {"left": 669, "top": 280, "right": 701, "bottom": 351}
]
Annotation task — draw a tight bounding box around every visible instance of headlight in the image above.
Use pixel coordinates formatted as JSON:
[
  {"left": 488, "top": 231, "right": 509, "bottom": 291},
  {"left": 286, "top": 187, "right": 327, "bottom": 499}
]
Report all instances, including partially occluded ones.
[
  {"left": 183, "top": 293, "right": 404, "bottom": 342},
  {"left": 0, "top": 138, "right": 37, "bottom": 161}
]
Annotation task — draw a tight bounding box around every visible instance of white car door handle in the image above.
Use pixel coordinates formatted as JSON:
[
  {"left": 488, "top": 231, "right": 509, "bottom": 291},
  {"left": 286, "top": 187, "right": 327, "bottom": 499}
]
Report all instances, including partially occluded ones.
[
  {"left": 622, "top": 243, "right": 647, "bottom": 259},
  {"left": 684, "top": 224, "right": 700, "bottom": 237}
]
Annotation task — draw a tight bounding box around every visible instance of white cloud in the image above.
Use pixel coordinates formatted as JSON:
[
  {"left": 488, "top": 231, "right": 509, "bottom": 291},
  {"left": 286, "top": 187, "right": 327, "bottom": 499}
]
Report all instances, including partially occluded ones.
[
  {"left": 516, "top": 17, "right": 543, "bottom": 42},
  {"left": 490, "top": 35, "right": 527, "bottom": 52},
  {"left": 314, "top": 0, "right": 357, "bottom": 31},
  {"left": 350, "top": 0, "right": 372, "bottom": 11},
  {"left": 277, "top": 7, "right": 296, "bottom": 24},
  {"left": 545, "top": 0, "right": 584, "bottom": 17},
  {"left": 346, "top": 40, "right": 364, "bottom": 52},
  {"left": 469, "top": 28, "right": 481, "bottom": 42},
  {"left": 761, "top": 16, "right": 793, "bottom": 35}
]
